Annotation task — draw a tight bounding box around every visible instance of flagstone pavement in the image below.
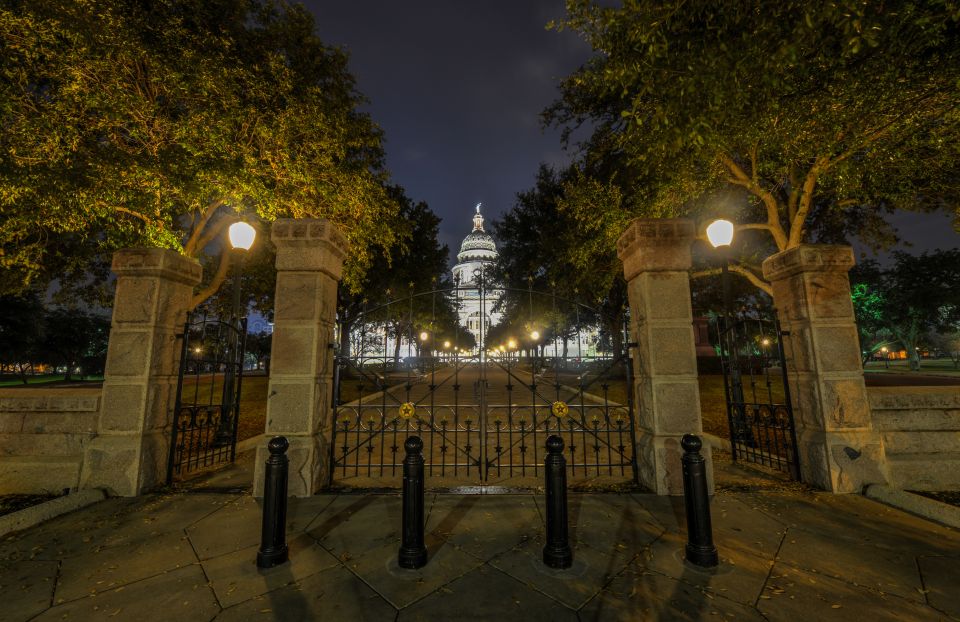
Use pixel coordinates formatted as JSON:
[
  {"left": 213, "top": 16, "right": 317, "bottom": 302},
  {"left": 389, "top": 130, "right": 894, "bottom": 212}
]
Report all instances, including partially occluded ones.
[{"left": 2, "top": 457, "right": 959, "bottom": 621}]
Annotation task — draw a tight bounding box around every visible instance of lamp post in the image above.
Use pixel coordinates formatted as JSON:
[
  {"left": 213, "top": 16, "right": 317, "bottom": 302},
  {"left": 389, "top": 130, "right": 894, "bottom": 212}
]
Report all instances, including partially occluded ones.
[
  {"left": 215, "top": 221, "right": 256, "bottom": 447},
  {"left": 706, "top": 219, "right": 747, "bottom": 444},
  {"left": 881, "top": 346, "right": 889, "bottom": 369},
  {"left": 705, "top": 219, "right": 735, "bottom": 320}
]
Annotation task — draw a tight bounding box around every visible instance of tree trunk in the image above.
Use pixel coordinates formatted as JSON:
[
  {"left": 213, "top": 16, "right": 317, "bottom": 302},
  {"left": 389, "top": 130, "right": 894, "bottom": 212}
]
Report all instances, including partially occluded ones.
[
  {"left": 393, "top": 325, "right": 403, "bottom": 365},
  {"left": 909, "top": 348, "right": 921, "bottom": 371},
  {"left": 339, "top": 316, "right": 353, "bottom": 359}
]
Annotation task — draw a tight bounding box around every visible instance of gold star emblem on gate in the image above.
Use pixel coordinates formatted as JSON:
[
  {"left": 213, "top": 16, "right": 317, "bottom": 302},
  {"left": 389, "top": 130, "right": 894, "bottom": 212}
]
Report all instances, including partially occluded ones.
[
  {"left": 399, "top": 402, "right": 416, "bottom": 419},
  {"left": 551, "top": 401, "right": 569, "bottom": 418}
]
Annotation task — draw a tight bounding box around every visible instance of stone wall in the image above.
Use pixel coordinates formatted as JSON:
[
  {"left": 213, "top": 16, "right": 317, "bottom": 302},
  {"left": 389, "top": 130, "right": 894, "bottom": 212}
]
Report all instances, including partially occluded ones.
[
  {"left": 868, "top": 387, "right": 960, "bottom": 491},
  {"left": 0, "top": 388, "right": 101, "bottom": 494}
]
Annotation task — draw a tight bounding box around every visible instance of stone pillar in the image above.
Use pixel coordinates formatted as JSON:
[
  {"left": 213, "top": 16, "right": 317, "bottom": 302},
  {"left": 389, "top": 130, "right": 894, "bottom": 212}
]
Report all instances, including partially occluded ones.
[
  {"left": 617, "top": 219, "right": 709, "bottom": 495},
  {"left": 254, "top": 219, "right": 347, "bottom": 497},
  {"left": 80, "top": 248, "right": 202, "bottom": 496},
  {"left": 762, "top": 245, "right": 887, "bottom": 492}
]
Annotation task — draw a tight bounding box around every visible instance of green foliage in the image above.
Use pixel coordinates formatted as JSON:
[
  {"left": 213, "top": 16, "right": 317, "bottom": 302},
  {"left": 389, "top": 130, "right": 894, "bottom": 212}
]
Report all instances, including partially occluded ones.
[
  {"left": 246, "top": 331, "right": 272, "bottom": 372},
  {"left": 38, "top": 307, "right": 110, "bottom": 379},
  {"left": 336, "top": 189, "right": 457, "bottom": 359},
  {"left": 547, "top": 0, "right": 960, "bottom": 287},
  {"left": 850, "top": 280, "right": 894, "bottom": 362},
  {"left": 0, "top": 293, "right": 109, "bottom": 381},
  {"left": 492, "top": 164, "right": 627, "bottom": 349},
  {"left": 0, "top": 292, "right": 44, "bottom": 380},
  {"left": 851, "top": 249, "right": 960, "bottom": 369},
  {"left": 0, "top": 0, "right": 398, "bottom": 299}
]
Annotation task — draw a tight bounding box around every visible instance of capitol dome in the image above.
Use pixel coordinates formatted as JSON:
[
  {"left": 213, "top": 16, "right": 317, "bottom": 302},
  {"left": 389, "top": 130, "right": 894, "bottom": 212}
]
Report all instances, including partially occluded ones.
[
  {"left": 453, "top": 205, "right": 499, "bottom": 281},
  {"left": 457, "top": 229, "right": 498, "bottom": 261},
  {"left": 451, "top": 204, "right": 503, "bottom": 345}
]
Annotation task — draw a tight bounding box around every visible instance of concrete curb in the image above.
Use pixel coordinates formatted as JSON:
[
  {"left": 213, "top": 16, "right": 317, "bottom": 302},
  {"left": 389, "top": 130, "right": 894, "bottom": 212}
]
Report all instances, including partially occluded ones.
[
  {"left": 236, "top": 434, "right": 265, "bottom": 454},
  {"left": 864, "top": 484, "right": 960, "bottom": 529},
  {"left": 702, "top": 432, "right": 732, "bottom": 453},
  {"left": 0, "top": 489, "right": 107, "bottom": 537}
]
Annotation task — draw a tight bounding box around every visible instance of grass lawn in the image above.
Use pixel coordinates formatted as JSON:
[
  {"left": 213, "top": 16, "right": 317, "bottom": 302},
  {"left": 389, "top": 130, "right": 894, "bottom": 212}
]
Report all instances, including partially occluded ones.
[
  {"left": 863, "top": 358, "right": 960, "bottom": 375},
  {"left": 180, "top": 373, "right": 268, "bottom": 442},
  {"left": 698, "top": 375, "right": 730, "bottom": 439},
  {"left": 0, "top": 374, "right": 104, "bottom": 387}
]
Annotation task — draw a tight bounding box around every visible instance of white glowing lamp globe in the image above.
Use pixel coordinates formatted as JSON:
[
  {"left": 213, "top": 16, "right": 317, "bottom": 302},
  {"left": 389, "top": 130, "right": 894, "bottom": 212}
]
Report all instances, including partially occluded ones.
[
  {"left": 705, "top": 219, "right": 734, "bottom": 248},
  {"left": 228, "top": 221, "right": 257, "bottom": 251}
]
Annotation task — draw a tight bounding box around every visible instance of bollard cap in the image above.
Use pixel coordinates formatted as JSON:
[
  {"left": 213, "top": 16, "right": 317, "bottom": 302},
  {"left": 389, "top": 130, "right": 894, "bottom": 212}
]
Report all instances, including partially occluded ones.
[
  {"left": 545, "top": 435, "right": 564, "bottom": 454},
  {"left": 405, "top": 436, "right": 424, "bottom": 454},
  {"left": 268, "top": 436, "right": 289, "bottom": 455},
  {"left": 681, "top": 434, "right": 702, "bottom": 454}
]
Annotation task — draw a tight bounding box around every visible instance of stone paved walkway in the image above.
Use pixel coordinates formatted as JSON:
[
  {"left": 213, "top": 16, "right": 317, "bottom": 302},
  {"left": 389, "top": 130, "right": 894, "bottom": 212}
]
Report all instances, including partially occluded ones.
[{"left": 2, "top": 460, "right": 959, "bottom": 621}]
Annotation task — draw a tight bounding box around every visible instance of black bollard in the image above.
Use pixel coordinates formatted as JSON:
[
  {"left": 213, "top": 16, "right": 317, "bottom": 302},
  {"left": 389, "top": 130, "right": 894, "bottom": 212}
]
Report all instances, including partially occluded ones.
[
  {"left": 398, "top": 436, "right": 428, "bottom": 569},
  {"left": 681, "top": 434, "right": 719, "bottom": 568},
  {"left": 542, "top": 435, "right": 573, "bottom": 569},
  {"left": 257, "top": 436, "right": 290, "bottom": 569}
]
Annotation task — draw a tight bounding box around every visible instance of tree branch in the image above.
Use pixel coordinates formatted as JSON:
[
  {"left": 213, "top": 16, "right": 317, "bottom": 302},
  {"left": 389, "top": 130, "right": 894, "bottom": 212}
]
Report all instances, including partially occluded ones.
[
  {"left": 719, "top": 153, "right": 789, "bottom": 251},
  {"left": 828, "top": 90, "right": 948, "bottom": 168},
  {"left": 787, "top": 164, "right": 799, "bottom": 223},
  {"left": 691, "top": 263, "right": 773, "bottom": 296},
  {"left": 188, "top": 212, "right": 239, "bottom": 259},
  {"left": 189, "top": 250, "right": 233, "bottom": 310},
  {"left": 788, "top": 156, "right": 830, "bottom": 248},
  {"left": 736, "top": 223, "right": 777, "bottom": 234},
  {"left": 115, "top": 206, "right": 156, "bottom": 227},
  {"left": 183, "top": 198, "right": 226, "bottom": 256}
]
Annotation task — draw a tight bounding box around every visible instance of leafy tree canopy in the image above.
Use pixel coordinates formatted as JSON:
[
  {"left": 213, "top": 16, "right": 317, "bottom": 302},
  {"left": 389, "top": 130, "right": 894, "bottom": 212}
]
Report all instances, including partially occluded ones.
[
  {"left": 0, "top": 293, "right": 109, "bottom": 382},
  {"left": 850, "top": 249, "right": 960, "bottom": 369},
  {"left": 492, "top": 164, "right": 627, "bottom": 349},
  {"left": 0, "top": 0, "right": 398, "bottom": 303},
  {"left": 547, "top": 0, "right": 960, "bottom": 288},
  {"left": 336, "top": 188, "right": 458, "bottom": 358}
]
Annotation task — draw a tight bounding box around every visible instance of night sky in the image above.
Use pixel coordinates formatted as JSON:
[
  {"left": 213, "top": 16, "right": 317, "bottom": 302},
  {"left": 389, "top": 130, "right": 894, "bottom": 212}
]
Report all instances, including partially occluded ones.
[{"left": 304, "top": 1, "right": 959, "bottom": 264}]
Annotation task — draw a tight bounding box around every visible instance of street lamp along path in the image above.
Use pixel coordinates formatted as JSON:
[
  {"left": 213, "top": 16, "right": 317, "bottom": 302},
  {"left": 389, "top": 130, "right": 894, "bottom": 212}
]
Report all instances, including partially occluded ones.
[
  {"left": 228, "top": 221, "right": 257, "bottom": 251},
  {"left": 705, "top": 219, "right": 734, "bottom": 249},
  {"left": 214, "top": 221, "right": 257, "bottom": 447}
]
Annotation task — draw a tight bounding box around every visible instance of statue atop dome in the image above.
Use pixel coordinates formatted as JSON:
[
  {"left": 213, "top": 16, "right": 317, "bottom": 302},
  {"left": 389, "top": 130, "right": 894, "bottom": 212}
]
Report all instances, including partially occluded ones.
[{"left": 473, "top": 202, "right": 484, "bottom": 232}]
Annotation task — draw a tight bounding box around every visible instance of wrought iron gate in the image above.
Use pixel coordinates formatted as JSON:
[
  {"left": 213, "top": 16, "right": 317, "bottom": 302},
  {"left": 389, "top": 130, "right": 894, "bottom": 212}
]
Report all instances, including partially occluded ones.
[
  {"left": 717, "top": 316, "right": 800, "bottom": 479},
  {"left": 331, "top": 283, "right": 638, "bottom": 490},
  {"left": 167, "top": 314, "right": 247, "bottom": 483}
]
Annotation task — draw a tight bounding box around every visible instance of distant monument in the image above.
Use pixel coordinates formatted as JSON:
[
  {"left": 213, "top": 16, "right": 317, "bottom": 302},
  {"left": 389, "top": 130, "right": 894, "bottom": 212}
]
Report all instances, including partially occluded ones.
[{"left": 451, "top": 203, "right": 502, "bottom": 347}]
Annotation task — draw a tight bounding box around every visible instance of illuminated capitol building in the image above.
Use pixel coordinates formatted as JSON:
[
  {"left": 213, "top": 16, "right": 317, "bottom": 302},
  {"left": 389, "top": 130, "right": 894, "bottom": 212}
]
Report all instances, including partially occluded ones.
[{"left": 452, "top": 204, "right": 502, "bottom": 346}]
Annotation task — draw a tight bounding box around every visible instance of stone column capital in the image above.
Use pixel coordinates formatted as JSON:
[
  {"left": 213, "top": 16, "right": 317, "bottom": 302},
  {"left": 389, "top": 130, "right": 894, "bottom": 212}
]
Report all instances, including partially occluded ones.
[
  {"left": 271, "top": 218, "right": 349, "bottom": 279},
  {"left": 111, "top": 248, "right": 202, "bottom": 286},
  {"left": 762, "top": 244, "right": 855, "bottom": 282},
  {"left": 617, "top": 218, "right": 695, "bottom": 280}
]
